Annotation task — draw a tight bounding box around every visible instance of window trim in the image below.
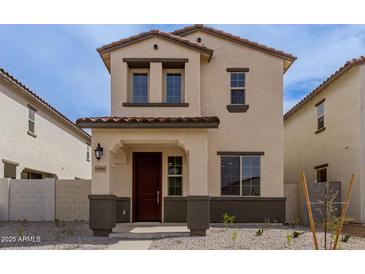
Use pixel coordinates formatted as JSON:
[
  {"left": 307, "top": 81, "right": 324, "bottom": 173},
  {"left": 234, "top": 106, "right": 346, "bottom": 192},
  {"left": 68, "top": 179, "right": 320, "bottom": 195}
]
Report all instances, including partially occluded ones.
[
  {"left": 27, "top": 106, "right": 37, "bottom": 137},
  {"left": 316, "top": 100, "right": 325, "bottom": 132},
  {"left": 163, "top": 68, "right": 185, "bottom": 103},
  {"left": 229, "top": 71, "right": 246, "bottom": 106},
  {"left": 314, "top": 163, "right": 328, "bottom": 183},
  {"left": 129, "top": 69, "right": 149, "bottom": 103},
  {"left": 86, "top": 145, "right": 90, "bottom": 162},
  {"left": 167, "top": 156, "right": 183, "bottom": 196},
  {"left": 220, "top": 154, "right": 262, "bottom": 197},
  {"left": 165, "top": 73, "right": 183, "bottom": 104}
]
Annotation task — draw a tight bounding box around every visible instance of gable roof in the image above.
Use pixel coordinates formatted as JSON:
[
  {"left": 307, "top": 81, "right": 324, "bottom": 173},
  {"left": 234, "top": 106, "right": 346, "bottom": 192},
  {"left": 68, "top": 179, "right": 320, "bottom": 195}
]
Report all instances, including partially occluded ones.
[
  {"left": 97, "top": 30, "right": 214, "bottom": 72},
  {"left": 0, "top": 67, "right": 91, "bottom": 141},
  {"left": 172, "top": 24, "right": 296, "bottom": 72},
  {"left": 284, "top": 56, "right": 365, "bottom": 120}
]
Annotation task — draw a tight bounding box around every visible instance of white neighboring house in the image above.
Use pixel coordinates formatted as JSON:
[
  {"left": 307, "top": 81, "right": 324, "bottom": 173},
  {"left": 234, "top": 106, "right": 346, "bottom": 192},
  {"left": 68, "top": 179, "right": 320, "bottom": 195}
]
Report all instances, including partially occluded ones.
[{"left": 0, "top": 67, "right": 91, "bottom": 179}]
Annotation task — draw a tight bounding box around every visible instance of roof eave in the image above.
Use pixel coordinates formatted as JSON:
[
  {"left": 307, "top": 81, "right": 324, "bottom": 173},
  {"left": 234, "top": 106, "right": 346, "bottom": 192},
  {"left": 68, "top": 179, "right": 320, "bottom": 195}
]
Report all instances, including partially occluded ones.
[{"left": 77, "top": 122, "right": 219, "bottom": 129}]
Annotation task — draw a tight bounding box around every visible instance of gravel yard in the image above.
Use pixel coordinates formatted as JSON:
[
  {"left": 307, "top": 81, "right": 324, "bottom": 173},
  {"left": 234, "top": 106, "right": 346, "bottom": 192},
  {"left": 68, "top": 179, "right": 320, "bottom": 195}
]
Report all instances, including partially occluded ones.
[
  {"left": 1, "top": 222, "right": 365, "bottom": 250},
  {"left": 149, "top": 224, "right": 365, "bottom": 250},
  {"left": 0, "top": 221, "right": 120, "bottom": 250}
]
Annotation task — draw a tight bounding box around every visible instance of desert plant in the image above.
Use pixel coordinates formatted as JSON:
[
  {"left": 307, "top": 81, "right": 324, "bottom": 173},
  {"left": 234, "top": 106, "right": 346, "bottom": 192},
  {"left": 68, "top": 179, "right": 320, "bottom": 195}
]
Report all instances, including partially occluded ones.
[
  {"left": 20, "top": 218, "right": 27, "bottom": 226},
  {"left": 55, "top": 218, "right": 60, "bottom": 227},
  {"left": 286, "top": 232, "right": 293, "bottom": 246},
  {"left": 341, "top": 235, "right": 351, "bottom": 243},
  {"left": 17, "top": 227, "right": 24, "bottom": 238},
  {"left": 255, "top": 229, "right": 263, "bottom": 236},
  {"left": 61, "top": 227, "right": 74, "bottom": 236},
  {"left": 223, "top": 213, "right": 235, "bottom": 229},
  {"left": 293, "top": 231, "right": 304, "bottom": 238},
  {"left": 231, "top": 229, "right": 238, "bottom": 245}
]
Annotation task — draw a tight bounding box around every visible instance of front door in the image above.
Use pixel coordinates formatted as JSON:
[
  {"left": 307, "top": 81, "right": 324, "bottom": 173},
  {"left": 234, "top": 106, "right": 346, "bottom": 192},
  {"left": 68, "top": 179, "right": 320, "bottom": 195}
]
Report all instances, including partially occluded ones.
[{"left": 133, "top": 152, "right": 162, "bottom": 222}]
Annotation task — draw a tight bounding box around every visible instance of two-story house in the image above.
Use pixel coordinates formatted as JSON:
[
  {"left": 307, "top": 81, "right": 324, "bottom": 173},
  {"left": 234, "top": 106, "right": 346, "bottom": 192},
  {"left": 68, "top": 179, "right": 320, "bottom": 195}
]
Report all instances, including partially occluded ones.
[
  {"left": 284, "top": 56, "right": 365, "bottom": 225},
  {"left": 77, "top": 25, "right": 296, "bottom": 236},
  {"left": 0, "top": 68, "right": 91, "bottom": 180}
]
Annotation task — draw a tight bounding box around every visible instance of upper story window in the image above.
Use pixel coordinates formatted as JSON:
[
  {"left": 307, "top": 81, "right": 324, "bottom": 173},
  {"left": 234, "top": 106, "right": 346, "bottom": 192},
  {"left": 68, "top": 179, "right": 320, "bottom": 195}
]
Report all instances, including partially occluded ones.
[
  {"left": 166, "top": 74, "right": 182, "bottom": 103},
  {"left": 220, "top": 154, "right": 261, "bottom": 196},
  {"left": 133, "top": 73, "right": 148, "bottom": 103},
  {"left": 86, "top": 145, "right": 90, "bottom": 162},
  {"left": 317, "top": 101, "right": 324, "bottom": 130},
  {"left": 315, "top": 163, "right": 328, "bottom": 183},
  {"left": 28, "top": 106, "right": 36, "bottom": 136},
  {"left": 230, "top": 72, "right": 245, "bottom": 104}
]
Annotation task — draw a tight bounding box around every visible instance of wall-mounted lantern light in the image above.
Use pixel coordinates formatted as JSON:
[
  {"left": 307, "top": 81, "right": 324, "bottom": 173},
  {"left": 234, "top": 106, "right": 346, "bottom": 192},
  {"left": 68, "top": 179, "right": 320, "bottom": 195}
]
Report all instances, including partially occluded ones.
[{"left": 94, "top": 143, "right": 103, "bottom": 161}]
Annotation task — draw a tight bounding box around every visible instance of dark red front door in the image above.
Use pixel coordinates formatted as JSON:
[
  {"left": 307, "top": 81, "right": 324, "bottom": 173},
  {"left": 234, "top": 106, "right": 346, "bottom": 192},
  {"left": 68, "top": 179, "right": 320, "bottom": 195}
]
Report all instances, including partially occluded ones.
[{"left": 133, "top": 152, "right": 162, "bottom": 222}]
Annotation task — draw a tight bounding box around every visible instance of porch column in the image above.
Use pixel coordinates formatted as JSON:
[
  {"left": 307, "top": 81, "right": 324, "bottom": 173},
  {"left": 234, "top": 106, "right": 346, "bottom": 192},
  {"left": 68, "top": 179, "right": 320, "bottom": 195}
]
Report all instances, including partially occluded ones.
[
  {"left": 186, "top": 134, "right": 209, "bottom": 236},
  {"left": 89, "top": 141, "right": 116, "bottom": 237}
]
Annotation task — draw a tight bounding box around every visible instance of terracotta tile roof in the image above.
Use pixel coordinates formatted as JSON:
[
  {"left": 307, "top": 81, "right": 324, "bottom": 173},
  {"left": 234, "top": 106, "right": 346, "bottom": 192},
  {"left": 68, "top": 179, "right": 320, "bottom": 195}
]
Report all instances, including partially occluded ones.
[
  {"left": 172, "top": 24, "right": 296, "bottom": 64},
  {"left": 284, "top": 56, "right": 365, "bottom": 120},
  {"left": 76, "top": 116, "right": 220, "bottom": 128},
  {"left": 0, "top": 67, "right": 91, "bottom": 141},
  {"left": 97, "top": 29, "right": 214, "bottom": 56}
]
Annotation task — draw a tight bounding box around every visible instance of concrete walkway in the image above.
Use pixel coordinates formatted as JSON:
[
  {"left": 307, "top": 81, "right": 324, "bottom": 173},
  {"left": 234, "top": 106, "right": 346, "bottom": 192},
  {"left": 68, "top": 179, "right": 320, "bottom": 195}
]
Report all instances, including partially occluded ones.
[
  {"left": 106, "top": 240, "right": 153, "bottom": 250},
  {"left": 110, "top": 223, "right": 190, "bottom": 239}
]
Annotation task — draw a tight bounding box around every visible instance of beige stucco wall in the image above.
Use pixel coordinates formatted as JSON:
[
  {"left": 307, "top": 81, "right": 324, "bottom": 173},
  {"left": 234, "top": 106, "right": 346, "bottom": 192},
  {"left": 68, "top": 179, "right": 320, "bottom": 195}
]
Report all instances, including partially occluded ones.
[
  {"left": 56, "top": 179, "right": 91, "bottom": 221},
  {"left": 284, "top": 66, "right": 363, "bottom": 223},
  {"left": 0, "top": 78, "right": 91, "bottom": 179},
  {"left": 184, "top": 31, "right": 285, "bottom": 197},
  {"left": 110, "top": 36, "right": 202, "bottom": 117}
]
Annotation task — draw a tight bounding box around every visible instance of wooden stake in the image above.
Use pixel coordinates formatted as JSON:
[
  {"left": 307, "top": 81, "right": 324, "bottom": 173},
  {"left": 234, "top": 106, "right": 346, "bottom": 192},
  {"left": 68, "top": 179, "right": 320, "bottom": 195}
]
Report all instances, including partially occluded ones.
[
  {"left": 332, "top": 174, "right": 355, "bottom": 250},
  {"left": 301, "top": 171, "right": 319, "bottom": 250}
]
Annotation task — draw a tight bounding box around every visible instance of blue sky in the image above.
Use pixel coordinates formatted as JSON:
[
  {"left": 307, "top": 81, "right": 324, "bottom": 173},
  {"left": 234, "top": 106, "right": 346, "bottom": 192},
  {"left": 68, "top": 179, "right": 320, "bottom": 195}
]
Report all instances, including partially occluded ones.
[{"left": 0, "top": 24, "right": 364, "bottom": 121}]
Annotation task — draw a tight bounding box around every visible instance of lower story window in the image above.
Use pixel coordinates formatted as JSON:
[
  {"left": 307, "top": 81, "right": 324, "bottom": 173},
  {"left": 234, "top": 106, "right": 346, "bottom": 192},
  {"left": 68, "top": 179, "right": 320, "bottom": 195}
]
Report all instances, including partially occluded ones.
[
  {"left": 221, "top": 155, "right": 261, "bottom": 196},
  {"left": 316, "top": 168, "right": 327, "bottom": 183},
  {"left": 168, "top": 156, "right": 182, "bottom": 196}
]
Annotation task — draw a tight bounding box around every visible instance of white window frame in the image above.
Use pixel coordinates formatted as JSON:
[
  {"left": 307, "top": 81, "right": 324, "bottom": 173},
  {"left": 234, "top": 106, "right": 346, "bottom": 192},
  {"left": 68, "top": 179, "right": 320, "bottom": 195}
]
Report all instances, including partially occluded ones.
[
  {"left": 230, "top": 72, "right": 246, "bottom": 105},
  {"left": 317, "top": 102, "right": 325, "bottom": 129},
  {"left": 28, "top": 106, "right": 36, "bottom": 134},
  {"left": 167, "top": 156, "right": 183, "bottom": 196},
  {"left": 221, "top": 155, "right": 261, "bottom": 197},
  {"left": 86, "top": 145, "right": 90, "bottom": 162}
]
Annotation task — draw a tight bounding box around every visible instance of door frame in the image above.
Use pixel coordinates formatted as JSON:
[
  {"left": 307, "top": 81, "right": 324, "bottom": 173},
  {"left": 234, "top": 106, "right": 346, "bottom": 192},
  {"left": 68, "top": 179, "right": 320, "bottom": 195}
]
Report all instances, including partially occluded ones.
[{"left": 132, "top": 152, "right": 162, "bottom": 222}]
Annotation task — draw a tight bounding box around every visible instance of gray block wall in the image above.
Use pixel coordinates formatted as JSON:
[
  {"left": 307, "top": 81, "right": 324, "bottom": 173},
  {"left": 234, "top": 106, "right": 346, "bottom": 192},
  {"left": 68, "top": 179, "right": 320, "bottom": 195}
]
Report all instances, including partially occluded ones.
[{"left": 9, "top": 179, "right": 56, "bottom": 221}]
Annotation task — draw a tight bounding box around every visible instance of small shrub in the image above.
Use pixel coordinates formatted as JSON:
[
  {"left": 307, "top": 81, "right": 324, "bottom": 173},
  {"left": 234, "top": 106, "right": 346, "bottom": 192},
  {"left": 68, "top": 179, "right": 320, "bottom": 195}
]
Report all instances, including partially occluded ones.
[
  {"left": 293, "top": 231, "right": 304, "bottom": 238},
  {"left": 20, "top": 218, "right": 27, "bottom": 226},
  {"left": 291, "top": 218, "right": 300, "bottom": 228},
  {"left": 286, "top": 233, "right": 293, "bottom": 246},
  {"left": 231, "top": 229, "right": 238, "bottom": 244},
  {"left": 255, "top": 229, "right": 263, "bottom": 236},
  {"left": 223, "top": 213, "right": 235, "bottom": 229},
  {"left": 61, "top": 227, "right": 74, "bottom": 236},
  {"left": 341, "top": 235, "right": 351, "bottom": 243},
  {"left": 17, "top": 227, "right": 24, "bottom": 238},
  {"left": 55, "top": 218, "right": 60, "bottom": 227}
]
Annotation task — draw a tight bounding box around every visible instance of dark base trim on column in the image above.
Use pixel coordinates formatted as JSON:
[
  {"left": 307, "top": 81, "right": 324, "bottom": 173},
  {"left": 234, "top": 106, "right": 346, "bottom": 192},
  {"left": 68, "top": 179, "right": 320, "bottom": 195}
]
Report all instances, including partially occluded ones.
[
  {"left": 93, "top": 229, "right": 112, "bottom": 237},
  {"left": 190, "top": 229, "right": 206, "bottom": 236},
  {"left": 89, "top": 194, "right": 117, "bottom": 237},
  {"left": 186, "top": 196, "right": 210, "bottom": 236},
  {"left": 164, "top": 197, "right": 187, "bottom": 222},
  {"left": 116, "top": 197, "right": 131, "bottom": 223}
]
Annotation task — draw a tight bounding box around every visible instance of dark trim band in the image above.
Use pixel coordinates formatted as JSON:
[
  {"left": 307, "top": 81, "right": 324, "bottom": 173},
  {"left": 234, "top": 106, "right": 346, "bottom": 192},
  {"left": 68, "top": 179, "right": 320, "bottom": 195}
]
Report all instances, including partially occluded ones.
[
  {"left": 226, "top": 68, "right": 250, "bottom": 72},
  {"left": 122, "top": 102, "right": 189, "bottom": 107},
  {"left": 226, "top": 104, "right": 249, "bottom": 113},
  {"left": 314, "top": 163, "right": 328, "bottom": 169},
  {"left": 315, "top": 127, "right": 326, "bottom": 134},
  {"left": 315, "top": 98, "right": 326, "bottom": 107},
  {"left": 217, "top": 151, "right": 265, "bottom": 156}
]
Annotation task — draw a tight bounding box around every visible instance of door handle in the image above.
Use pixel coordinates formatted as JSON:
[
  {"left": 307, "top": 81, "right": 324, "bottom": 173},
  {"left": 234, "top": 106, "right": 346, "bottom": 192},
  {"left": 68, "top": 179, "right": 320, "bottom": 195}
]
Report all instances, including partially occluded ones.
[{"left": 157, "top": 191, "right": 160, "bottom": 204}]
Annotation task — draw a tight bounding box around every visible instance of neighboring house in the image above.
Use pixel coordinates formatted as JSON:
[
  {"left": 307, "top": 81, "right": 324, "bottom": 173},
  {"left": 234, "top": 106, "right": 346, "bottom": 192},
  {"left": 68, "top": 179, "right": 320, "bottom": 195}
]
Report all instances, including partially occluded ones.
[
  {"left": 77, "top": 25, "right": 296, "bottom": 236},
  {"left": 0, "top": 68, "right": 91, "bottom": 180},
  {"left": 284, "top": 56, "right": 365, "bottom": 224}
]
